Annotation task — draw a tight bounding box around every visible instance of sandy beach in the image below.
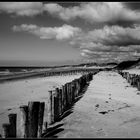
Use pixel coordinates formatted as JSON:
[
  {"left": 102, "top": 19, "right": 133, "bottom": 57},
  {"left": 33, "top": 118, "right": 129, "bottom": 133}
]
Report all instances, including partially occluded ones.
[
  {"left": 1, "top": 70, "right": 140, "bottom": 138},
  {"left": 0, "top": 74, "right": 82, "bottom": 136},
  {"left": 46, "top": 71, "right": 140, "bottom": 138}
]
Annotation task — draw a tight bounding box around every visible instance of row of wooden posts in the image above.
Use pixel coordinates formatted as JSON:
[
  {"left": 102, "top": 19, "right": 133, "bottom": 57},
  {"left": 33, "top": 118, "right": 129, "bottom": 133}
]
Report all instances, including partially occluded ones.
[
  {"left": 0, "top": 68, "right": 98, "bottom": 83},
  {"left": 118, "top": 70, "right": 140, "bottom": 90},
  {"left": 1, "top": 72, "right": 98, "bottom": 138},
  {"left": 44, "top": 69, "right": 98, "bottom": 77}
]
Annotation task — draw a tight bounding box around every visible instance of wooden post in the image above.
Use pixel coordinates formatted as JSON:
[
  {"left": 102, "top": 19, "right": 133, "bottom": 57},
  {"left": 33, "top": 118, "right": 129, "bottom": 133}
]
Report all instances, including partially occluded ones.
[
  {"left": 61, "top": 86, "right": 65, "bottom": 114},
  {"left": 28, "top": 101, "right": 40, "bottom": 138},
  {"left": 2, "top": 123, "right": 11, "bottom": 138},
  {"left": 47, "top": 91, "right": 53, "bottom": 125},
  {"left": 66, "top": 83, "right": 70, "bottom": 107},
  {"left": 8, "top": 113, "right": 17, "bottom": 137},
  {"left": 51, "top": 90, "right": 55, "bottom": 123},
  {"left": 57, "top": 89, "right": 61, "bottom": 117},
  {"left": 38, "top": 102, "right": 45, "bottom": 138},
  {"left": 72, "top": 81, "right": 76, "bottom": 101},
  {"left": 54, "top": 88, "right": 59, "bottom": 121},
  {"left": 53, "top": 91, "right": 58, "bottom": 122},
  {"left": 76, "top": 80, "right": 80, "bottom": 96},
  {"left": 76, "top": 80, "right": 79, "bottom": 97},
  {"left": 63, "top": 84, "right": 68, "bottom": 111},
  {"left": 59, "top": 88, "right": 63, "bottom": 116},
  {"left": 69, "top": 83, "right": 72, "bottom": 105},
  {"left": 71, "top": 84, "right": 75, "bottom": 103},
  {"left": 19, "top": 105, "right": 28, "bottom": 138},
  {"left": 69, "top": 83, "right": 72, "bottom": 106}
]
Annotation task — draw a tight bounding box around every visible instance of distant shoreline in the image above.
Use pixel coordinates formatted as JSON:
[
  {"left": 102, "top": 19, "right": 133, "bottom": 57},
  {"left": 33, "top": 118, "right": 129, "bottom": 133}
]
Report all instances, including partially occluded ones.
[{"left": 0, "top": 67, "right": 100, "bottom": 83}]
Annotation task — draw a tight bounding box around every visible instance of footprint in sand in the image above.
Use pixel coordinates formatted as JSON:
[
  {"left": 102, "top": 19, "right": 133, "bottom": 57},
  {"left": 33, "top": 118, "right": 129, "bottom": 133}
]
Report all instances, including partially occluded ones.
[
  {"left": 95, "top": 104, "right": 99, "bottom": 108},
  {"left": 96, "top": 128, "right": 106, "bottom": 136},
  {"left": 0, "top": 112, "right": 5, "bottom": 115},
  {"left": 120, "top": 117, "right": 140, "bottom": 126},
  {"left": 99, "top": 109, "right": 115, "bottom": 115},
  {"left": 95, "top": 104, "right": 99, "bottom": 110},
  {"left": 118, "top": 104, "right": 131, "bottom": 110},
  {"left": 99, "top": 111, "right": 108, "bottom": 115}
]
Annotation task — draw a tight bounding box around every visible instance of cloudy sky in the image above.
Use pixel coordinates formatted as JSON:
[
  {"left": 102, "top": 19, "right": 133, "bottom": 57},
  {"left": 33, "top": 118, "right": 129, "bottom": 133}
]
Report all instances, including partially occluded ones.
[{"left": 1, "top": 2, "right": 140, "bottom": 66}]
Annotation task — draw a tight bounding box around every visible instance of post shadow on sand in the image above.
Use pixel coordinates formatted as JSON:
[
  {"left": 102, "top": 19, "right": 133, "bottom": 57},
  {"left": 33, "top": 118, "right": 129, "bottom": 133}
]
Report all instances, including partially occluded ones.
[{"left": 42, "top": 83, "right": 90, "bottom": 138}]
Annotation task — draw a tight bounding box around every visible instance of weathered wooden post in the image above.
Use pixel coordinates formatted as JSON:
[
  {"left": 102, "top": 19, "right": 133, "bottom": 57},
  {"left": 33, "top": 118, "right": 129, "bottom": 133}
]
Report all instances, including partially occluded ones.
[
  {"left": 28, "top": 101, "right": 40, "bottom": 138},
  {"left": 75, "top": 80, "right": 78, "bottom": 98},
  {"left": 55, "top": 88, "right": 60, "bottom": 120},
  {"left": 62, "top": 85, "right": 66, "bottom": 112},
  {"left": 66, "top": 83, "right": 70, "bottom": 107},
  {"left": 69, "top": 83, "right": 72, "bottom": 105},
  {"left": 71, "top": 83, "right": 75, "bottom": 103},
  {"left": 77, "top": 79, "right": 80, "bottom": 95},
  {"left": 53, "top": 89, "right": 58, "bottom": 122},
  {"left": 69, "top": 82, "right": 72, "bottom": 104},
  {"left": 64, "top": 84, "right": 68, "bottom": 110},
  {"left": 47, "top": 91, "right": 53, "bottom": 125},
  {"left": 57, "top": 89, "right": 61, "bottom": 117},
  {"left": 52, "top": 90, "right": 56, "bottom": 124},
  {"left": 72, "top": 80, "right": 76, "bottom": 101},
  {"left": 59, "top": 88, "right": 63, "bottom": 116},
  {"left": 38, "top": 102, "right": 45, "bottom": 138},
  {"left": 19, "top": 105, "right": 28, "bottom": 138},
  {"left": 8, "top": 113, "right": 17, "bottom": 137},
  {"left": 65, "top": 83, "right": 68, "bottom": 109},
  {"left": 2, "top": 123, "right": 11, "bottom": 138},
  {"left": 61, "top": 86, "right": 64, "bottom": 113}
]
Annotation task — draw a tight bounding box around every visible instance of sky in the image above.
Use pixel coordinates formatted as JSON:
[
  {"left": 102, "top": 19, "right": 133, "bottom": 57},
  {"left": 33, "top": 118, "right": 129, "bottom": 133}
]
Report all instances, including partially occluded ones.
[{"left": 1, "top": 2, "right": 140, "bottom": 66}]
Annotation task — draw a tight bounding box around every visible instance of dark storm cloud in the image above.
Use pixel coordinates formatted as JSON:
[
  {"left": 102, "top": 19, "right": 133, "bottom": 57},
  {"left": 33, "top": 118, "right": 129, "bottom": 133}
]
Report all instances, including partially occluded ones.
[{"left": 123, "top": 2, "right": 140, "bottom": 11}]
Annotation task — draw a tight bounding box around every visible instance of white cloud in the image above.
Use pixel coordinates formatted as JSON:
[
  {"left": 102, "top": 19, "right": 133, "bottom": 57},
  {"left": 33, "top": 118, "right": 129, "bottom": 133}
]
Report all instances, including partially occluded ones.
[
  {"left": 4, "top": 2, "right": 140, "bottom": 63},
  {"left": 44, "top": 2, "right": 140, "bottom": 24},
  {"left": 0, "top": 2, "right": 43, "bottom": 16},
  {"left": 87, "top": 25, "right": 140, "bottom": 46},
  {"left": 12, "top": 24, "right": 81, "bottom": 40},
  {"left": 1, "top": 2, "right": 140, "bottom": 25},
  {"left": 69, "top": 25, "right": 140, "bottom": 63}
]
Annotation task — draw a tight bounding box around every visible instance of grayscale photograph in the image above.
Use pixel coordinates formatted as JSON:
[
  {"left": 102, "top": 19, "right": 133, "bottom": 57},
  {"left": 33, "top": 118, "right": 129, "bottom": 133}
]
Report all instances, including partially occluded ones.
[{"left": 0, "top": 1, "right": 140, "bottom": 138}]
